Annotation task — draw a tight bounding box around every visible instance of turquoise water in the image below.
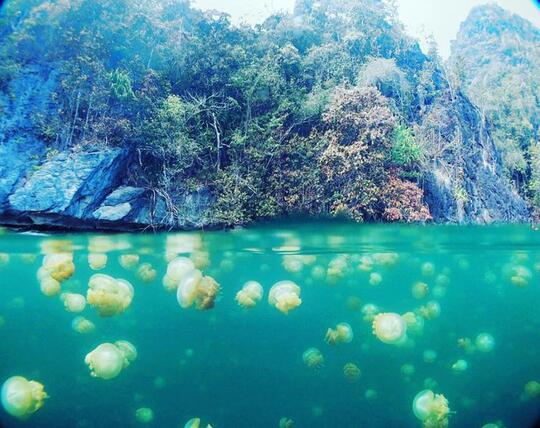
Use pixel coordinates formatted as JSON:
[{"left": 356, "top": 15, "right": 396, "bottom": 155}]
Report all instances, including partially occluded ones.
[{"left": 0, "top": 223, "right": 539, "bottom": 428}]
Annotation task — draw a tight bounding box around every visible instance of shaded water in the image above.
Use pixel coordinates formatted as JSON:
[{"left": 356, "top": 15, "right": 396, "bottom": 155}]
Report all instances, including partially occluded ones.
[{"left": 0, "top": 223, "right": 540, "bottom": 428}]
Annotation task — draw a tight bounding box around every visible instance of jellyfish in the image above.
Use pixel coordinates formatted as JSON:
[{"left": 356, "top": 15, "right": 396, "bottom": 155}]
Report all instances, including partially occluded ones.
[
  {"left": 523, "top": 381, "right": 540, "bottom": 399},
  {"left": 114, "top": 340, "right": 138, "bottom": 368},
  {"left": 509, "top": 265, "right": 532, "bottom": 287},
  {"left": 235, "top": 281, "right": 264, "bottom": 308},
  {"left": 452, "top": 359, "right": 468, "bottom": 373},
  {"left": 421, "top": 262, "right": 435, "bottom": 277},
  {"left": 279, "top": 417, "right": 294, "bottom": 428},
  {"left": 358, "top": 255, "right": 374, "bottom": 272},
  {"left": 343, "top": 363, "right": 361, "bottom": 383},
  {"left": 71, "top": 316, "right": 95, "bottom": 334},
  {"left": 39, "top": 277, "right": 61, "bottom": 297},
  {"left": 402, "top": 312, "right": 424, "bottom": 336},
  {"left": 412, "top": 389, "right": 450, "bottom": 428},
  {"left": 184, "top": 418, "right": 213, "bottom": 428},
  {"left": 119, "top": 254, "right": 139, "bottom": 270},
  {"left": 268, "top": 281, "right": 302, "bottom": 314},
  {"left": 475, "top": 333, "right": 495, "bottom": 352},
  {"left": 41, "top": 253, "right": 75, "bottom": 282},
  {"left": 418, "top": 300, "right": 441, "bottom": 320},
  {"left": 176, "top": 269, "right": 220, "bottom": 310},
  {"left": 303, "top": 347, "right": 324, "bottom": 370},
  {"left": 87, "top": 274, "right": 134, "bottom": 317},
  {"left": 372, "top": 312, "right": 407, "bottom": 345},
  {"left": 423, "top": 350, "right": 437, "bottom": 364},
  {"left": 361, "top": 303, "right": 380, "bottom": 323},
  {"left": 412, "top": 282, "right": 429, "bottom": 299},
  {"left": 369, "top": 272, "right": 382, "bottom": 286},
  {"left": 1, "top": 376, "right": 48, "bottom": 419},
  {"left": 135, "top": 407, "right": 154, "bottom": 424},
  {"left": 0, "top": 253, "right": 10, "bottom": 266},
  {"left": 85, "top": 343, "right": 126, "bottom": 380},
  {"left": 88, "top": 253, "right": 108, "bottom": 271},
  {"left": 136, "top": 263, "right": 157, "bottom": 284},
  {"left": 401, "top": 363, "right": 415, "bottom": 378},
  {"left": 190, "top": 250, "right": 210, "bottom": 269},
  {"left": 457, "top": 337, "right": 476, "bottom": 354},
  {"left": 325, "top": 322, "right": 353, "bottom": 345},
  {"left": 282, "top": 255, "right": 305, "bottom": 273},
  {"left": 373, "top": 252, "right": 399, "bottom": 267},
  {"left": 163, "top": 257, "right": 195, "bottom": 292},
  {"left": 364, "top": 389, "right": 378, "bottom": 400},
  {"left": 61, "top": 293, "right": 86, "bottom": 313}
]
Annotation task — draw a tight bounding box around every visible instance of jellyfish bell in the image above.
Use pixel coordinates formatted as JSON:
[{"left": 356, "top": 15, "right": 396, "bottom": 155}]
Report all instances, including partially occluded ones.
[
  {"left": 279, "top": 417, "right": 295, "bottom": 428},
  {"left": 268, "top": 281, "right": 302, "bottom": 314},
  {"left": 369, "top": 272, "right": 382, "bottom": 286},
  {"left": 184, "top": 418, "right": 213, "bottom": 428},
  {"left": 402, "top": 312, "right": 424, "bottom": 336},
  {"left": 235, "top": 281, "right": 264, "bottom": 308},
  {"left": 343, "top": 363, "right": 361, "bottom": 383},
  {"left": 61, "top": 293, "right": 87, "bottom": 313},
  {"left": 302, "top": 347, "right": 324, "bottom": 370},
  {"left": 119, "top": 254, "right": 139, "bottom": 270},
  {"left": 1, "top": 376, "right": 48, "bottom": 419},
  {"left": 176, "top": 270, "right": 221, "bottom": 310},
  {"left": 42, "top": 253, "right": 75, "bottom": 282},
  {"left": 87, "top": 274, "right": 133, "bottom": 317},
  {"left": 135, "top": 407, "right": 154, "bottom": 424},
  {"left": 412, "top": 282, "right": 429, "bottom": 299},
  {"left": 136, "top": 263, "right": 157, "bottom": 284},
  {"left": 167, "top": 257, "right": 196, "bottom": 283},
  {"left": 71, "top": 316, "right": 95, "bottom": 334},
  {"left": 372, "top": 312, "right": 407, "bottom": 345},
  {"left": 475, "top": 333, "right": 495, "bottom": 352},
  {"left": 412, "top": 389, "right": 450, "bottom": 427},
  {"left": 325, "top": 322, "right": 353, "bottom": 345},
  {"left": 40, "top": 277, "right": 61, "bottom": 297},
  {"left": 85, "top": 343, "right": 125, "bottom": 380},
  {"left": 452, "top": 359, "right": 468, "bottom": 373},
  {"left": 88, "top": 253, "right": 108, "bottom": 271},
  {"left": 361, "top": 303, "right": 380, "bottom": 323}
]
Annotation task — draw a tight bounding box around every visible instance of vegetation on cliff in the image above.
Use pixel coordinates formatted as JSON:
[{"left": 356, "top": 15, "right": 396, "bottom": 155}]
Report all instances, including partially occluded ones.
[{"left": 0, "top": 0, "right": 535, "bottom": 226}]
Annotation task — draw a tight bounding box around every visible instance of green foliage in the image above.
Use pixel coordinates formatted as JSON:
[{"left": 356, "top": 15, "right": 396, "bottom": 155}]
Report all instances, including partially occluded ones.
[
  {"left": 109, "top": 69, "right": 136, "bottom": 101},
  {"left": 0, "top": 0, "right": 436, "bottom": 226},
  {"left": 391, "top": 125, "right": 423, "bottom": 170}
]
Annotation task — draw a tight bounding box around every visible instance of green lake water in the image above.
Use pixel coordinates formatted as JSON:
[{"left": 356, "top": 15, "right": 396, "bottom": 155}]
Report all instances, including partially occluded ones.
[{"left": 0, "top": 222, "right": 539, "bottom": 427}]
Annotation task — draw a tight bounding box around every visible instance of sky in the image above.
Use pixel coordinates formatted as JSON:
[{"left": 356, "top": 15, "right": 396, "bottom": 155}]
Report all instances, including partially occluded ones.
[{"left": 193, "top": 0, "right": 540, "bottom": 58}]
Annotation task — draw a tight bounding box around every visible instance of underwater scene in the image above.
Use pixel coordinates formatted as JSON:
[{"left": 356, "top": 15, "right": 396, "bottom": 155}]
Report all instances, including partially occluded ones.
[{"left": 0, "top": 223, "right": 540, "bottom": 428}]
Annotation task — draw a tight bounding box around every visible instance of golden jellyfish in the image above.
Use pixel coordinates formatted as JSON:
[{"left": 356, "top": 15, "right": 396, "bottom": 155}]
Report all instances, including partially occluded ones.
[
  {"left": 361, "top": 303, "right": 380, "bottom": 323},
  {"left": 451, "top": 359, "right": 468, "bottom": 373},
  {"left": 190, "top": 250, "right": 210, "bottom": 269},
  {"left": 114, "top": 340, "right": 138, "bottom": 368},
  {"left": 282, "top": 255, "right": 305, "bottom": 273},
  {"left": 85, "top": 343, "right": 125, "bottom": 380},
  {"left": 39, "top": 276, "right": 61, "bottom": 297},
  {"left": 235, "top": 281, "right": 264, "bottom": 308},
  {"left": 268, "top": 281, "right": 302, "bottom": 314},
  {"left": 176, "top": 269, "right": 221, "bottom": 310},
  {"left": 303, "top": 347, "right": 324, "bottom": 370},
  {"left": 61, "top": 293, "right": 86, "bottom": 313},
  {"left": 365, "top": 389, "right": 378, "bottom": 400},
  {"left": 163, "top": 257, "right": 195, "bottom": 292},
  {"left": 373, "top": 252, "right": 399, "bottom": 266},
  {"left": 119, "top": 254, "right": 139, "bottom": 270},
  {"left": 412, "top": 282, "right": 429, "bottom": 299},
  {"left": 357, "top": 255, "right": 373, "bottom": 272},
  {"left": 372, "top": 312, "right": 407, "bottom": 345},
  {"left": 457, "top": 337, "right": 476, "bottom": 354},
  {"left": 509, "top": 265, "right": 532, "bottom": 287},
  {"left": 418, "top": 300, "right": 441, "bottom": 320},
  {"left": 87, "top": 274, "right": 134, "bottom": 317},
  {"left": 412, "top": 389, "right": 450, "bottom": 428},
  {"left": 135, "top": 407, "right": 154, "bottom": 424},
  {"left": 71, "top": 316, "right": 95, "bottom": 334},
  {"left": 42, "top": 253, "right": 75, "bottom": 282},
  {"left": 402, "top": 312, "right": 424, "bottom": 336},
  {"left": 423, "top": 350, "right": 437, "bottom": 363},
  {"left": 401, "top": 363, "right": 415, "bottom": 378},
  {"left": 421, "top": 262, "right": 435, "bottom": 277},
  {"left": 475, "top": 333, "right": 495, "bottom": 352},
  {"left": 325, "top": 322, "right": 353, "bottom": 345},
  {"left": 524, "top": 381, "right": 540, "bottom": 399},
  {"left": 279, "top": 417, "right": 294, "bottom": 428},
  {"left": 1, "top": 376, "right": 48, "bottom": 420},
  {"left": 184, "top": 418, "right": 213, "bottom": 428},
  {"left": 369, "top": 272, "right": 382, "bottom": 286},
  {"left": 88, "top": 253, "right": 108, "bottom": 271},
  {"left": 0, "top": 252, "right": 10, "bottom": 266},
  {"left": 343, "top": 363, "right": 361, "bottom": 383},
  {"left": 136, "top": 263, "right": 157, "bottom": 284}
]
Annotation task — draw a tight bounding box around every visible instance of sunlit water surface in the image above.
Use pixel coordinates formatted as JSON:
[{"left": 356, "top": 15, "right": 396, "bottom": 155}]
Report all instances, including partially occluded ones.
[{"left": 0, "top": 223, "right": 539, "bottom": 428}]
